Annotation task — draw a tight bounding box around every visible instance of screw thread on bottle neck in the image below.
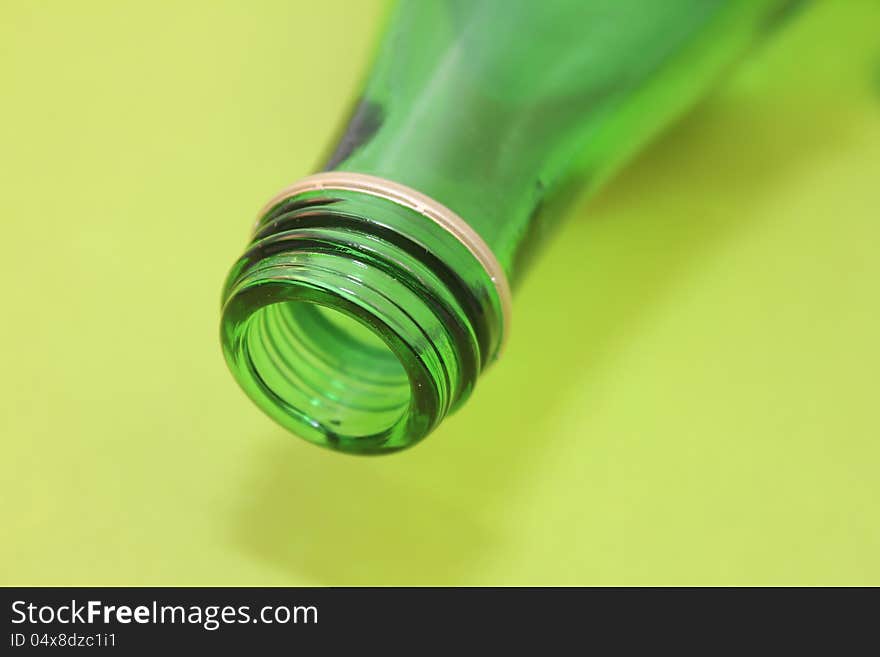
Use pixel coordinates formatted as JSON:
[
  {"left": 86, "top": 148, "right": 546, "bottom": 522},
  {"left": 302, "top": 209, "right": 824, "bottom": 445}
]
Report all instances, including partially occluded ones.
[{"left": 221, "top": 189, "right": 503, "bottom": 453}]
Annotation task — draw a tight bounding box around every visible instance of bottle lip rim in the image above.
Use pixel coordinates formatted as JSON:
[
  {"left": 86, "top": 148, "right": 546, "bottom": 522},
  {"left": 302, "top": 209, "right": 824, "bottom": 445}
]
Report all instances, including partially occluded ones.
[
  {"left": 221, "top": 270, "right": 442, "bottom": 454},
  {"left": 255, "top": 171, "right": 512, "bottom": 356}
]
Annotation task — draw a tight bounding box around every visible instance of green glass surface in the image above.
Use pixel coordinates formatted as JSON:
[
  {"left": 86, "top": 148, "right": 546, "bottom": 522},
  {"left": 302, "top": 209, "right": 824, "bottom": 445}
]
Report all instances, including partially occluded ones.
[
  {"left": 333, "top": 0, "right": 798, "bottom": 280},
  {"left": 222, "top": 0, "right": 799, "bottom": 453}
]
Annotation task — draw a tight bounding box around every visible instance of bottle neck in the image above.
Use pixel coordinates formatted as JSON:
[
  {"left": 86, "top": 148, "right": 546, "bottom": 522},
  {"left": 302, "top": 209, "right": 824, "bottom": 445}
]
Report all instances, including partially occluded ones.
[
  {"left": 325, "top": 0, "right": 790, "bottom": 283},
  {"left": 221, "top": 0, "right": 801, "bottom": 453},
  {"left": 221, "top": 188, "right": 503, "bottom": 453}
]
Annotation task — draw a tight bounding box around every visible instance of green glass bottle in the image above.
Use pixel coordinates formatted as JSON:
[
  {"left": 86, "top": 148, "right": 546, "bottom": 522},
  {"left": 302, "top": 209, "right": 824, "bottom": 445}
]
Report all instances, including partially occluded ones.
[{"left": 222, "top": 0, "right": 801, "bottom": 454}]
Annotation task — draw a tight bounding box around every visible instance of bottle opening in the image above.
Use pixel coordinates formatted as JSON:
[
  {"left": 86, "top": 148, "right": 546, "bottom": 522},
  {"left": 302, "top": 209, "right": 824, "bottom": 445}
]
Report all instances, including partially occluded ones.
[
  {"left": 242, "top": 300, "right": 410, "bottom": 442},
  {"left": 221, "top": 190, "right": 503, "bottom": 453}
]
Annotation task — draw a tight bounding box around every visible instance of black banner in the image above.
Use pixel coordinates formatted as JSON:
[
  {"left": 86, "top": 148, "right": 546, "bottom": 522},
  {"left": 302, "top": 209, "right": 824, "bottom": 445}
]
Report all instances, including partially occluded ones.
[{"left": 0, "top": 587, "right": 869, "bottom": 651}]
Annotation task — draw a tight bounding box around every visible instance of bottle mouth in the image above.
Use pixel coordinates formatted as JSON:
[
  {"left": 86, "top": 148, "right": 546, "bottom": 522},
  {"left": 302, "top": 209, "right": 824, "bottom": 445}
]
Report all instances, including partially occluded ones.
[
  {"left": 251, "top": 301, "right": 411, "bottom": 438},
  {"left": 221, "top": 262, "right": 437, "bottom": 453},
  {"left": 221, "top": 190, "right": 504, "bottom": 453}
]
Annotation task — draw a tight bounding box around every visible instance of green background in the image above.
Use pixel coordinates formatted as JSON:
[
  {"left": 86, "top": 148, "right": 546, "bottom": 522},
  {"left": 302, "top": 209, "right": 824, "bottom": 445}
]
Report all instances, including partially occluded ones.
[{"left": 1, "top": 0, "right": 878, "bottom": 585}]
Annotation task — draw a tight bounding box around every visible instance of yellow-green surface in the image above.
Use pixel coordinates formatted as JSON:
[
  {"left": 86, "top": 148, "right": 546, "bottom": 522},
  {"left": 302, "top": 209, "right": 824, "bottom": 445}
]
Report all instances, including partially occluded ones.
[{"left": 1, "top": 0, "right": 878, "bottom": 585}]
